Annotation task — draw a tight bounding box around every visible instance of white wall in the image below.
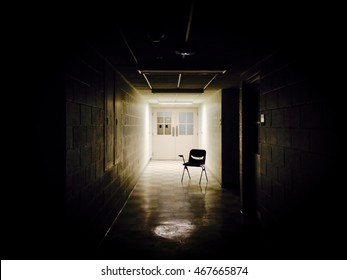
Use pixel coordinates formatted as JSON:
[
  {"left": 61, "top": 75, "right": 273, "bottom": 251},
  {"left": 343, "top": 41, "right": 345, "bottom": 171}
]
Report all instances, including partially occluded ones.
[{"left": 200, "top": 90, "right": 222, "bottom": 183}]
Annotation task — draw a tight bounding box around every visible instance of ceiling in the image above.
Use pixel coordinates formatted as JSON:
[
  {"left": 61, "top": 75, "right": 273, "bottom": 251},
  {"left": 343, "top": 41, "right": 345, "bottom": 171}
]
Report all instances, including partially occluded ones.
[
  {"left": 88, "top": 1, "right": 283, "bottom": 98},
  {"left": 49, "top": 1, "right": 315, "bottom": 104}
]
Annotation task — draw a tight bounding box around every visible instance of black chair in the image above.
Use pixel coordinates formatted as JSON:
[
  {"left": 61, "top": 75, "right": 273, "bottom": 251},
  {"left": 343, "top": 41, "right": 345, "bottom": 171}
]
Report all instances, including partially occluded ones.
[{"left": 179, "top": 149, "right": 208, "bottom": 184}]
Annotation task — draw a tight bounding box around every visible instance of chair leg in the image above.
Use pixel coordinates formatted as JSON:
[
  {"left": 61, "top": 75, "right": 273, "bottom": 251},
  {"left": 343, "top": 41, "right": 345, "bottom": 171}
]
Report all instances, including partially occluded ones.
[
  {"left": 186, "top": 167, "right": 191, "bottom": 179},
  {"left": 181, "top": 166, "right": 191, "bottom": 182},
  {"left": 203, "top": 166, "right": 208, "bottom": 181},
  {"left": 199, "top": 166, "right": 208, "bottom": 184}
]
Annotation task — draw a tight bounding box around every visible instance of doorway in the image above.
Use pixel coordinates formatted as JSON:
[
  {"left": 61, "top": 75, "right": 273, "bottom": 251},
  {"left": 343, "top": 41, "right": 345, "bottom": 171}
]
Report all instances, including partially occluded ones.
[
  {"left": 241, "top": 78, "right": 260, "bottom": 218},
  {"left": 152, "top": 108, "right": 198, "bottom": 160}
]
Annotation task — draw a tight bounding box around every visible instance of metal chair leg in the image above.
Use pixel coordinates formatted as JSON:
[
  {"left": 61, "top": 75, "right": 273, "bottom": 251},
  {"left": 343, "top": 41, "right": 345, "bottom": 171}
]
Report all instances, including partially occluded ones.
[
  {"left": 186, "top": 167, "right": 191, "bottom": 179},
  {"left": 181, "top": 166, "right": 191, "bottom": 182},
  {"left": 203, "top": 166, "right": 208, "bottom": 181},
  {"left": 199, "top": 166, "right": 208, "bottom": 184}
]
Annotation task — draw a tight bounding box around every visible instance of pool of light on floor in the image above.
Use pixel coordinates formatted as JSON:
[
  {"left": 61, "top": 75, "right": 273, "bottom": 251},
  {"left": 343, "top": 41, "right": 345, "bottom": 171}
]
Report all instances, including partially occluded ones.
[{"left": 153, "top": 219, "right": 195, "bottom": 241}]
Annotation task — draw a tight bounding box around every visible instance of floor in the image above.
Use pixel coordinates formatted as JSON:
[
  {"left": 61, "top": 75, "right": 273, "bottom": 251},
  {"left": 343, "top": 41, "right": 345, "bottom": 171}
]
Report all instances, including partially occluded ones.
[{"left": 98, "top": 160, "right": 263, "bottom": 259}]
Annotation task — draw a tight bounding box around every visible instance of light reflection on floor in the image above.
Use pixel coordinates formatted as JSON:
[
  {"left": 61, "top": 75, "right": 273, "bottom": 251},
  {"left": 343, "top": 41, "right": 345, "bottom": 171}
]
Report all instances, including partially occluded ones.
[{"left": 153, "top": 219, "right": 196, "bottom": 242}]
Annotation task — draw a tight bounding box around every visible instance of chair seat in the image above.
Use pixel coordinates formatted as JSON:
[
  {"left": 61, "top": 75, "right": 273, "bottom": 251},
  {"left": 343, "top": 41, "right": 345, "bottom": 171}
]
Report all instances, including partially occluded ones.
[{"left": 183, "top": 162, "right": 203, "bottom": 167}]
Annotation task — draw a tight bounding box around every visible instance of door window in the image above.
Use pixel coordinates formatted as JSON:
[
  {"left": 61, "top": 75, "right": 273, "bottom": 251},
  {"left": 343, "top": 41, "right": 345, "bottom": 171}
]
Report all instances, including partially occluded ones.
[
  {"left": 157, "top": 112, "right": 172, "bottom": 135},
  {"left": 179, "top": 112, "right": 194, "bottom": 135}
]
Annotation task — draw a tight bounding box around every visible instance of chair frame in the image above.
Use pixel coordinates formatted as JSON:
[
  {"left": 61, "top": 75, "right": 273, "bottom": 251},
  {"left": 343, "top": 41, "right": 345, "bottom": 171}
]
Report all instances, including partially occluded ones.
[{"left": 179, "top": 149, "right": 208, "bottom": 184}]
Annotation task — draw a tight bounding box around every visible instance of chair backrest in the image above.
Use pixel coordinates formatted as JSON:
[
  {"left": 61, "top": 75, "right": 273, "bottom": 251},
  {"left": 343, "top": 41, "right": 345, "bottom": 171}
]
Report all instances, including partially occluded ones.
[{"left": 188, "top": 149, "right": 206, "bottom": 165}]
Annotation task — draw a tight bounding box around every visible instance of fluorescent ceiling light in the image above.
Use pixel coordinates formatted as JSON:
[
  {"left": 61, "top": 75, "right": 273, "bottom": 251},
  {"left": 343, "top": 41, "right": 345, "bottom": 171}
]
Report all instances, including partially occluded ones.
[
  {"left": 152, "top": 89, "right": 204, "bottom": 94},
  {"left": 139, "top": 70, "right": 226, "bottom": 75},
  {"left": 158, "top": 101, "right": 193, "bottom": 105}
]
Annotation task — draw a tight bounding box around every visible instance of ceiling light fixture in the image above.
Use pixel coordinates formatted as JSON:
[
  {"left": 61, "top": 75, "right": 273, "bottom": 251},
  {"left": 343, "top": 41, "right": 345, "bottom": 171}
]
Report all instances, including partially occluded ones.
[
  {"left": 177, "top": 74, "right": 182, "bottom": 88},
  {"left": 147, "top": 31, "right": 165, "bottom": 43},
  {"left": 142, "top": 73, "right": 152, "bottom": 89},
  {"left": 175, "top": 42, "right": 196, "bottom": 56},
  {"left": 204, "top": 74, "right": 218, "bottom": 90},
  {"left": 158, "top": 101, "right": 193, "bottom": 105},
  {"left": 139, "top": 70, "right": 226, "bottom": 75},
  {"left": 152, "top": 89, "right": 204, "bottom": 94}
]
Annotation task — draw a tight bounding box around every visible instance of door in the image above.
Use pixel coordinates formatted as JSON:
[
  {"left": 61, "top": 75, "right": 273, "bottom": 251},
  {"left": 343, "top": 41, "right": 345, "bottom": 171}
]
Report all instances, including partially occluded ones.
[
  {"left": 241, "top": 78, "right": 260, "bottom": 218},
  {"left": 152, "top": 108, "right": 198, "bottom": 160}
]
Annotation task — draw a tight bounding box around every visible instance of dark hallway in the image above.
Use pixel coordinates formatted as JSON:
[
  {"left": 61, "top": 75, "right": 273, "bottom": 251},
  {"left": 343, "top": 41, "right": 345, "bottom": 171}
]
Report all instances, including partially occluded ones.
[
  {"left": 3, "top": 1, "right": 345, "bottom": 261},
  {"left": 98, "top": 161, "right": 259, "bottom": 259},
  {"left": 97, "top": 160, "right": 342, "bottom": 260}
]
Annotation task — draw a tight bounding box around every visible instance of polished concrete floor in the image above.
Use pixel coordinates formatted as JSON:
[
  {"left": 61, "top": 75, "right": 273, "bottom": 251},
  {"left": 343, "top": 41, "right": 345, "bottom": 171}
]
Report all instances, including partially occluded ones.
[{"left": 98, "top": 160, "right": 263, "bottom": 259}]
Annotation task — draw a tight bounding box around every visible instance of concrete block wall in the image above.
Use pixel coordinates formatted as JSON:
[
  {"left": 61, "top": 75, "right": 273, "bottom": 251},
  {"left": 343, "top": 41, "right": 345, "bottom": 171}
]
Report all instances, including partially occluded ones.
[
  {"left": 65, "top": 49, "right": 105, "bottom": 241},
  {"left": 65, "top": 47, "right": 148, "bottom": 252},
  {"left": 241, "top": 52, "right": 338, "bottom": 229},
  {"left": 116, "top": 75, "right": 149, "bottom": 195}
]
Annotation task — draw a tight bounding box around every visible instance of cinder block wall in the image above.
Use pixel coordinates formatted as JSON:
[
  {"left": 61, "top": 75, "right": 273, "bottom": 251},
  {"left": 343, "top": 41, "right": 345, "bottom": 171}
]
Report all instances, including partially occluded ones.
[
  {"left": 241, "top": 51, "right": 339, "bottom": 250},
  {"left": 65, "top": 47, "right": 149, "bottom": 253}
]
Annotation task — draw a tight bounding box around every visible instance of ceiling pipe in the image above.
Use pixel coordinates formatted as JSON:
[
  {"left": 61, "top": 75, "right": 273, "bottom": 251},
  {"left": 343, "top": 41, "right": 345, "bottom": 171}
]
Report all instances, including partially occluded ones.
[
  {"left": 185, "top": 0, "right": 195, "bottom": 43},
  {"left": 117, "top": 25, "right": 138, "bottom": 65},
  {"left": 176, "top": 0, "right": 196, "bottom": 57}
]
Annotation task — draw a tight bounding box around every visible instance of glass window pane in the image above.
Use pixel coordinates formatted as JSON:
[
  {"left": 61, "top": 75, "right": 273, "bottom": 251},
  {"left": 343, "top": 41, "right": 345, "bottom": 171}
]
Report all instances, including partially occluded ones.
[
  {"left": 187, "top": 124, "right": 193, "bottom": 135},
  {"left": 164, "top": 112, "right": 172, "bottom": 118},
  {"left": 165, "top": 117, "right": 171, "bottom": 123},
  {"left": 157, "top": 124, "right": 163, "bottom": 135},
  {"left": 179, "top": 124, "right": 186, "bottom": 135},
  {"left": 187, "top": 112, "right": 193, "bottom": 123},
  {"left": 157, "top": 112, "right": 164, "bottom": 123},
  {"left": 179, "top": 112, "right": 186, "bottom": 123},
  {"left": 165, "top": 124, "right": 171, "bottom": 135}
]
